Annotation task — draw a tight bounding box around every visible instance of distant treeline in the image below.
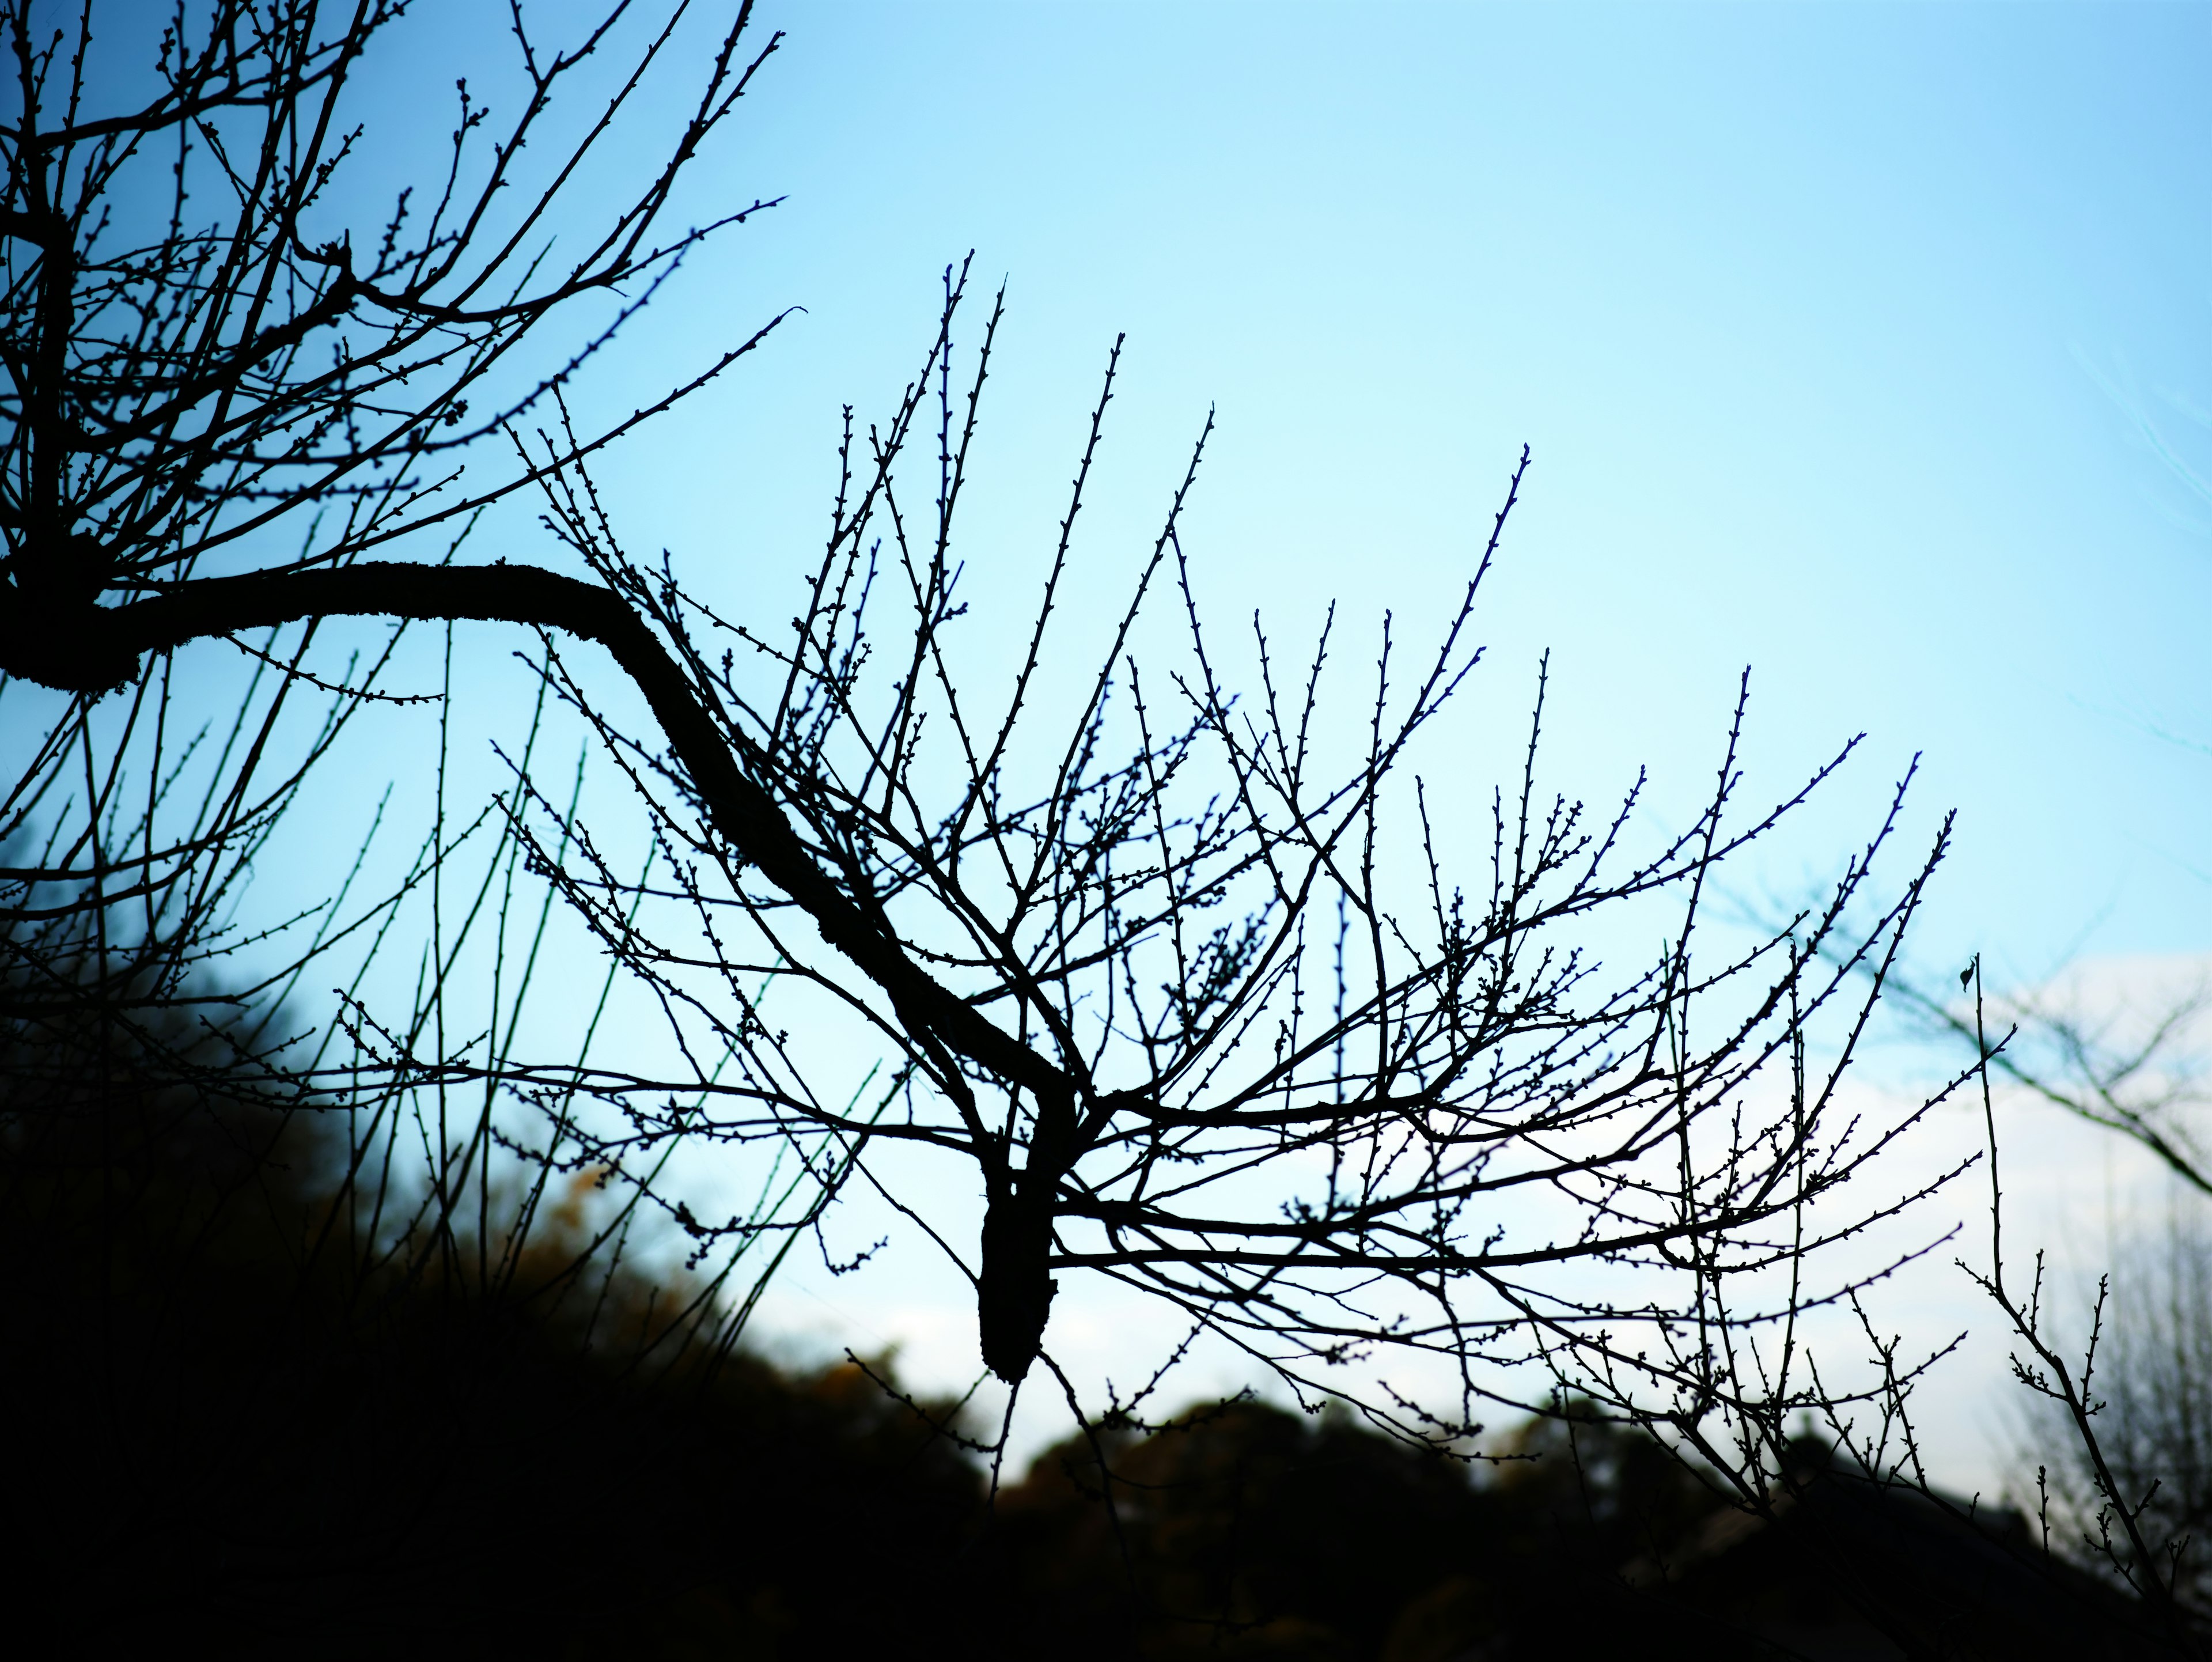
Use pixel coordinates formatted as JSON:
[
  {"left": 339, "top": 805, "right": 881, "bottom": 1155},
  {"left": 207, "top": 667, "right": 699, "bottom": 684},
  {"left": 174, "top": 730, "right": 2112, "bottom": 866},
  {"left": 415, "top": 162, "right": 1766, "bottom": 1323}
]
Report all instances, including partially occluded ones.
[{"left": 0, "top": 961, "right": 2171, "bottom": 1660}]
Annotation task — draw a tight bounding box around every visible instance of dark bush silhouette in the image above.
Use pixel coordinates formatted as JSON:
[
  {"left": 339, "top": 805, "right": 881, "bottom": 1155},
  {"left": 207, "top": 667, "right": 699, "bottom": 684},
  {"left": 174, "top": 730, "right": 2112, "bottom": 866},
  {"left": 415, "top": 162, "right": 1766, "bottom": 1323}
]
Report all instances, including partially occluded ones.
[
  {"left": 0, "top": 946, "right": 988, "bottom": 1657},
  {"left": 986, "top": 1399, "right": 1733, "bottom": 1660},
  {"left": 2, "top": 956, "right": 2190, "bottom": 1657},
  {"left": 976, "top": 1398, "right": 2179, "bottom": 1660}
]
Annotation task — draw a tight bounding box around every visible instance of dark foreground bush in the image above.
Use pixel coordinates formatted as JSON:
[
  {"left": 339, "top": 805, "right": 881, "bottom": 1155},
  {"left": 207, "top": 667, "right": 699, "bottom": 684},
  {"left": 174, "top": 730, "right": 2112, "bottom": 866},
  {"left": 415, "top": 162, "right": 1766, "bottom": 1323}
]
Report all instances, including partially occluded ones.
[
  {"left": 0, "top": 966, "right": 986, "bottom": 1657},
  {"left": 0, "top": 991, "right": 2182, "bottom": 1660}
]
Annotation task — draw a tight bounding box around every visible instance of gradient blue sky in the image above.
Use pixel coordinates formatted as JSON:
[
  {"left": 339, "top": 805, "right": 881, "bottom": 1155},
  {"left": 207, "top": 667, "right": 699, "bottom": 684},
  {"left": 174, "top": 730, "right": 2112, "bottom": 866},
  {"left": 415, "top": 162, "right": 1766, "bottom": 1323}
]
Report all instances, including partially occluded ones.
[
  {"left": 561, "top": 0, "right": 2212, "bottom": 1481},
  {"left": 571, "top": 0, "right": 2212, "bottom": 1000},
  {"left": 183, "top": 1, "right": 2210, "bottom": 1486}
]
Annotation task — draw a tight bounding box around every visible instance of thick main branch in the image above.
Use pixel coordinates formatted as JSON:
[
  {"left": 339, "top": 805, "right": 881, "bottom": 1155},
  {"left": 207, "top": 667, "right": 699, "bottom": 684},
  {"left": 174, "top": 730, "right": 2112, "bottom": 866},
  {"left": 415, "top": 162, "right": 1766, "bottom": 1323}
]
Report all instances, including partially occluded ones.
[{"left": 0, "top": 561, "right": 1071, "bottom": 1118}]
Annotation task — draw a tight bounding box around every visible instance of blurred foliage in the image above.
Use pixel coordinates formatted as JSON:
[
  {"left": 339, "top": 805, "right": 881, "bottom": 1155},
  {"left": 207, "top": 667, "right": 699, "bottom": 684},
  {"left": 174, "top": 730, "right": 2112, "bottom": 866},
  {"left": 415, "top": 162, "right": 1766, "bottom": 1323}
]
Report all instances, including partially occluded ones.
[
  {"left": 0, "top": 945, "right": 986, "bottom": 1657},
  {"left": 988, "top": 1400, "right": 1740, "bottom": 1660},
  {"left": 2, "top": 942, "right": 2178, "bottom": 1659}
]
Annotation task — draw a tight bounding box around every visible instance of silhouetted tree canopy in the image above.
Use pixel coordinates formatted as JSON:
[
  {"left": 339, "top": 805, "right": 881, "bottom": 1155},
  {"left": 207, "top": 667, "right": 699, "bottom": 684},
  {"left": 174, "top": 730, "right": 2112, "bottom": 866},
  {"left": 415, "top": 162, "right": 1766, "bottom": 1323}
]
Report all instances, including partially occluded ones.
[{"left": 3, "top": 5, "right": 2206, "bottom": 1657}]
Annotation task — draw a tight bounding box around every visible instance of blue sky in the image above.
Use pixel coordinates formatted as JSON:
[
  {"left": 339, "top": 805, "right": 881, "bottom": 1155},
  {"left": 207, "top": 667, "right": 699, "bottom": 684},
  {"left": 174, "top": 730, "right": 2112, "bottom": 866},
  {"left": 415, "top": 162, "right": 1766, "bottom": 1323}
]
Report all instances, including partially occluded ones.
[
  {"left": 90, "top": 0, "right": 2205, "bottom": 1486},
  {"left": 556, "top": 0, "right": 2212, "bottom": 1478},
  {"left": 566, "top": 0, "right": 2212, "bottom": 998}
]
